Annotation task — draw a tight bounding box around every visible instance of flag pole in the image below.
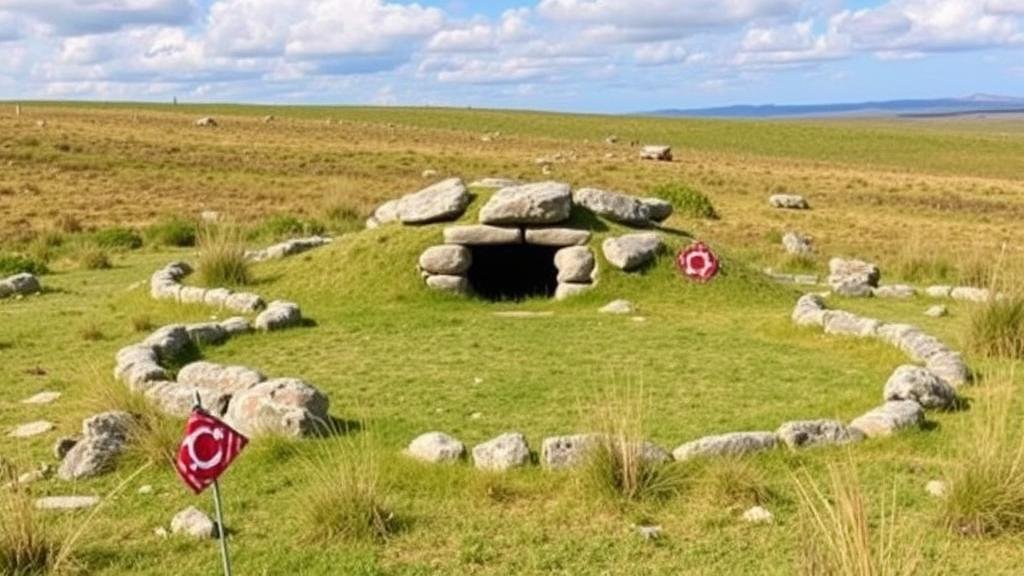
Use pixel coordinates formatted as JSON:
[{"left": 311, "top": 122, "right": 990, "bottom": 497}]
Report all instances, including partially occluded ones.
[{"left": 191, "top": 391, "right": 234, "bottom": 576}]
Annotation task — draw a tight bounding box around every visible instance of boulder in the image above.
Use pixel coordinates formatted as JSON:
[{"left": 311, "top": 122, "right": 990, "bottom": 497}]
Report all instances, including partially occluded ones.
[
  {"left": 672, "top": 431, "right": 777, "bottom": 461},
  {"left": 776, "top": 420, "right": 863, "bottom": 450},
  {"left": 541, "top": 434, "right": 599, "bottom": 469},
  {"left": 171, "top": 506, "right": 216, "bottom": 539},
  {"left": 639, "top": 198, "right": 673, "bottom": 222},
  {"left": 145, "top": 381, "right": 233, "bottom": 418},
  {"left": 768, "top": 194, "right": 809, "bottom": 210},
  {"left": 185, "top": 322, "right": 228, "bottom": 346},
  {"left": 220, "top": 317, "right": 251, "bottom": 336},
  {"left": 419, "top": 245, "right": 472, "bottom": 276},
  {"left": 827, "top": 258, "right": 880, "bottom": 297},
  {"left": 883, "top": 365, "right": 957, "bottom": 409},
  {"left": 478, "top": 182, "right": 572, "bottom": 225},
  {"left": 523, "top": 227, "right": 591, "bottom": 247},
  {"left": 925, "top": 352, "right": 971, "bottom": 388},
  {"left": 223, "top": 292, "right": 265, "bottom": 313},
  {"left": 573, "top": 187, "right": 650, "bottom": 225},
  {"left": 254, "top": 301, "right": 302, "bottom": 331},
  {"left": 444, "top": 225, "right": 522, "bottom": 245},
  {"left": 407, "top": 432, "right": 465, "bottom": 463},
  {"left": 599, "top": 299, "right": 635, "bottom": 315},
  {"left": 823, "top": 311, "right": 882, "bottom": 338},
  {"left": 791, "top": 293, "right": 828, "bottom": 327},
  {"left": 142, "top": 325, "right": 191, "bottom": 361},
  {"left": 372, "top": 199, "right": 400, "bottom": 225},
  {"left": 425, "top": 275, "right": 469, "bottom": 294},
  {"left": 225, "top": 378, "right": 329, "bottom": 438},
  {"left": 873, "top": 285, "right": 916, "bottom": 299},
  {"left": 203, "top": 288, "right": 232, "bottom": 308},
  {"left": 555, "top": 282, "right": 594, "bottom": 300},
  {"left": 639, "top": 145, "right": 672, "bottom": 161},
  {"left": 601, "top": 233, "right": 662, "bottom": 271},
  {"left": 177, "top": 361, "right": 265, "bottom": 393},
  {"left": 472, "top": 432, "right": 531, "bottom": 471},
  {"left": 397, "top": 178, "right": 470, "bottom": 224},
  {"left": 782, "top": 232, "right": 813, "bottom": 255},
  {"left": 554, "top": 246, "right": 596, "bottom": 283},
  {"left": 0, "top": 273, "right": 41, "bottom": 298},
  {"left": 849, "top": 401, "right": 924, "bottom": 438},
  {"left": 114, "top": 345, "right": 167, "bottom": 392},
  {"left": 58, "top": 411, "right": 134, "bottom": 480},
  {"left": 179, "top": 286, "right": 207, "bottom": 305}
]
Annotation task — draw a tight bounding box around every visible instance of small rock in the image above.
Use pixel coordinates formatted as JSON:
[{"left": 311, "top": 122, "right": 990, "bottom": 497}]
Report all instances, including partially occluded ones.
[
  {"left": 421, "top": 169, "right": 439, "bottom": 179},
  {"left": 924, "top": 305, "right": 948, "bottom": 318},
  {"left": 883, "top": 365, "right": 957, "bottom": 409},
  {"left": 601, "top": 233, "right": 662, "bottom": 271},
  {"left": 21, "top": 391, "right": 61, "bottom": 405},
  {"left": 827, "top": 258, "right": 880, "bottom": 298},
  {"left": 138, "top": 485, "right": 154, "bottom": 495},
  {"left": 171, "top": 506, "right": 216, "bottom": 539},
  {"left": 194, "top": 117, "right": 217, "bottom": 127},
  {"left": 254, "top": 301, "right": 302, "bottom": 331},
  {"left": 599, "top": 299, "right": 635, "bottom": 315},
  {"left": 425, "top": 274, "right": 469, "bottom": 294},
  {"left": 554, "top": 246, "right": 596, "bottom": 283},
  {"left": 58, "top": 411, "right": 134, "bottom": 480},
  {"left": 407, "top": 432, "right": 465, "bottom": 463},
  {"left": 541, "top": 434, "right": 598, "bottom": 469},
  {"left": 925, "top": 480, "right": 947, "bottom": 498},
  {"left": 154, "top": 527, "right": 169, "bottom": 538},
  {"left": 849, "top": 400, "right": 924, "bottom": 438},
  {"left": 742, "top": 506, "right": 774, "bottom": 524},
  {"left": 639, "top": 145, "right": 672, "bottom": 161},
  {"left": 672, "top": 431, "right": 777, "bottom": 461},
  {"left": 782, "top": 232, "right": 813, "bottom": 256},
  {"left": 8, "top": 420, "right": 55, "bottom": 438},
  {"left": 554, "top": 282, "right": 594, "bottom": 300},
  {"left": 472, "top": 432, "right": 531, "bottom": 471},
  {"left": 768, "top": 194, "right": 809, "bottom": 210},
  {"left": 35, "top": 496, "right": 100, "bottom": 510},
  {"left": 636, "top": 525, "right": 662, "bottom": 540}
]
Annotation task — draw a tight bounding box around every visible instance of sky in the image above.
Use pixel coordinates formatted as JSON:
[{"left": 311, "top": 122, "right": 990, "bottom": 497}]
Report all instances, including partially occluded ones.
[{"left": 0, "top": 0, "right": 1022, "bottom": 112}]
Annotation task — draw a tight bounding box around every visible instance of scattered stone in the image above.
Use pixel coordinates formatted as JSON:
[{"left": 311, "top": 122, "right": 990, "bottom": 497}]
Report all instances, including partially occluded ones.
[
  {"left": 425, "top": 274, "right": 469, "bottom": 294},
  {"left": 639, "top": 145, "right": 672, "bottom": 161},
  {"left": 225, "top": 378, "right": 329, "bottom": 438},
  {"left": 523, "top": 227, "right": 591, "bottom": 247},
  {"left": 782, "top": 232, "right": 813, "bottom": 255},
  {"left": 573, "top": 187, "right": 651, "bottom": 225},
  {"left": 0, "top": 273, "right": 41, "bottom": 298},
  {"left": 636, "top": 525, "right": 662, "bottom": 540},
  {"left": 35, "top": 496, "right": 99, "bottom": 510},
  {"left": 58, "top": 411, "right": 134, "bottom": 480},
  {"left": 599, "top": 299, "right": 635, "bottom": 315},
  {"left": 883, "top": 365, "right": 957, "bottom": 409},
  {"left": 171, "top": 506, "right": 216, "bottom": 539},
  {"left": 776, "top": 420, "right": 863, "bottom": 450},
  {"left": 154, "top": 527, "right": 169, "bottom": 538},
  {"left": 419, "top": 245, "right": 472, "bottom": 276},
  {"left": 53, "top": 436, "right": 78, "bottom": 460},
  {"left": 16, "top": 465, "right": 51, "bottom": 486},
  {"left": 768, "top": 194, "right": 809, "bottom": 210},
  {"left": 541, "top": 434, "right": 598, "bottom": 469},
  {"left": 554, "top": 246, "right": 596, "bottom": 284},
  {"left": 408, "top": 432, "right": 465, "bottom": 463},
  {"left": 849, "top": 401, "right": 924, "bottom": 438},
  {"left": 397, "top": 177, "right": 471, "bottom": 224},
  {"left": 601, "top": 233, "right": 662, "bottom": 271},
  {"left": 742, "top": 506, "right": 774, "bottom": 524},
  {"left": 639, "top": 198, "right": 673, "bottom": 222},
  {"left": 444, "top": 224, "right": 522, "bottom": 245},
  {"left": 924, "top": 305, "right": 948, "bottom": 318},
  {"left": 827, "top": 258, "right": 880, "bottom": 297},
  {"left": 554, "top": 282, "right": 594, "bottom": 301},
  {"left": 672, "top": 432, "right": 777, "bottom": 461},
  {"left": 254, "top": 301, "right": 302, "bottom": 331},
  {"left": 925, "top": 480, "right": 947, "bottom": 498},
  {"left": 472, "top": 433, "right": 531, "bottom": 471},
  {"left": 873, "top": 285, "right": 916, "bottom": 299},
  {"left": 194, "top": 117, "right": 217, "bottom": 127},
  {"left": 8, "top": 420, "right": 55, "bottom": 438},
  {"left": 478, "top": 181, "right": 572, "bottom": 225}
]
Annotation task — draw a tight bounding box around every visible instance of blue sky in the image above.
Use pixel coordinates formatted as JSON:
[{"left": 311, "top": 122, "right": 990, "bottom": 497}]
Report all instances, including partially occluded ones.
[{"left": 0, "top": 0, "right": 1021, "bottom": 112}]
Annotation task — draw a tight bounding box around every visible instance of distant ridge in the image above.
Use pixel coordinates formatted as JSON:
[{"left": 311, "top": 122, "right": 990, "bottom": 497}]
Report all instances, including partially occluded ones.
[{"left": 642, "top": 94, "right": 1024, "bottom": 119}]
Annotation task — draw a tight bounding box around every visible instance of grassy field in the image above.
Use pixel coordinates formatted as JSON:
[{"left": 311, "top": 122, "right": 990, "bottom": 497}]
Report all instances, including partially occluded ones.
[{"left": 1, "top": 103, "right": 1024, "bottom": 575}]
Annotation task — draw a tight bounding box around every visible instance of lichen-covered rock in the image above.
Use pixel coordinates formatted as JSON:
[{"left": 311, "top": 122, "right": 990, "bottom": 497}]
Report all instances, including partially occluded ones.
[
  {"left": 254, "top": 301, "right": 302, "bottom": 331},
  {"left": 444, "top": 225, "right": 522, "bottom": 245},
  {"left": 397, "top": 178, "right": 470, "bottom": 224},
  {"left": 478, "top": 181, "right": 572, "bottom": 225},
  {"left": 883, "top": 365, "right": 957, "bottom": 409},
  {"left": 541, "top": 434, "right": 599, "bottom": 469},
  {"left": 177, "top": 361, "right": 265, "bottom": 393},
  {"left": 601, "top": 233, "right": 662, "bottom": 271},
  {"left": 472, "top": 433, "right": 531, "bottom": 471},
  {"left": 523, "top": 227, "right": 591, "bottom": 247},
  {"left": 225, "top": 378, "right": 329, "bottom": 438},
  {"left": 419, "top": 245, "right": 472, "bottom": 276},
  {"left": 776, "top": 420, "right": 863, "bottom": 450},
  {"left": 672, "top": 432, "right": 777, "bottom": 461},
  {"left": 407, "top": 432, "right": 465, "bottom": 463},
  {"left": 143, "top": 325, "right": 192, "bottom": 360},
  {"left": 639, "top": 198, "right": 673, "bottom": 222},
  {"left": 768, "top": 194, "right": 809, "bottom": 210},
  {"left": 554, "top": 246, "right": 596, "bottom": 284},
  {"left": 849, "top": 401, "right": 924, "bottom": 438},
  {"left": 58, "top": 411, "right": 134, "bottom": 480},
  {"left": 573, "top": 187, "right": 650, "bottom": 225}
]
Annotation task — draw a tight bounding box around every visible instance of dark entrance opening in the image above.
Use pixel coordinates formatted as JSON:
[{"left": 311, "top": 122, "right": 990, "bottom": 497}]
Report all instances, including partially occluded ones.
[{"left": 467, "top": 244, "right": 559, "bottom": 301}]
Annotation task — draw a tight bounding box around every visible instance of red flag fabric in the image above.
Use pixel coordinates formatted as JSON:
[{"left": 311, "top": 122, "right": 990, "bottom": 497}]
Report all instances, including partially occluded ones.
[
  {"left": 175, "top": 410, "right": 248, "bottom": 494},
  {"left": 676, "top": 241, "right": 720, "bottom": 282}
]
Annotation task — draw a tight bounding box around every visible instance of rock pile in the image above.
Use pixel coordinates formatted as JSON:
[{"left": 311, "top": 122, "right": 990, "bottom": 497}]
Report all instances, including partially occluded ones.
[{"left": 0, "top": 273, "right": 41, "bottom": 299}]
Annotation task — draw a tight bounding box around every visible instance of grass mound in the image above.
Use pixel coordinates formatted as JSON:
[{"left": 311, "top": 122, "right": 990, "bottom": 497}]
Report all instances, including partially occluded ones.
[
  {"left": 649, "top": 183, "right": 718, "bottom": 220},
  {"left": 0, "top": 253, "right": 48, "bottom": 277},
  {"left": 144, "top": 217, "right": 197, "bottom": 247}
]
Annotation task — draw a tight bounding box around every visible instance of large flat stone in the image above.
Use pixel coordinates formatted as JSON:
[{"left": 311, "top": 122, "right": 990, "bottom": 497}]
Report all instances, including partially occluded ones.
[
  {"left": 572, "top": 187, "right": 650, "bottom": 225},
  {"left": 523, "top": 227, "right": 591, "bottom": 246},
  {"left": 444, "top": 225, "right": 522, "bottom": 245},
  {"left": 478, "top": 182, "right": 572, "bottom": 225},
  {"left": 397, "top": 178, "right": 470, "bottom": 224}
]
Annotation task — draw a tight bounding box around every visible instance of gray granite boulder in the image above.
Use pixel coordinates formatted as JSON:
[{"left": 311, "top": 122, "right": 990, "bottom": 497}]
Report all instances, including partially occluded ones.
[
  {"left": 601, "top": 233, "right": 662, "bottom": 271},
  {"left": 225, "top": 378, "right": 329, "bottom": 438},
  {"left": 145, "top": 381, "right": 233, "bottom": 418},
  {"left": 573, "top": 187, "right": 650, "bottom": 225},
  {"left": 827, "top": 258, "right": 880, "bottom": 297},
  {"left": 769, "top": 194, "right": 809, "bottom": 210},
  {"left": 58, "top": 411, "right": 134, "bottom": 480},
  {"left": 0, "top": 273, "right": 41, "bottom": 298},
  {"left": 407, "top": 432, "right": 465, "bottom": 463},
  {"left": 849, "top": 401, "right": 924, "bottom": 438},
  {"left": 203, "top": 288, "right": 232, "bottom": 309},
  {"left": 397, "top": 178, "right": 470, "bottom": 224},
  {"left": 444, "top": 225, "right": 522, "bottom": 245},
  {"left": 177, "top": 361, "right": 265, "bottom": 393},
  {"left": 672, "top": 432, "right": 777, "bottom": 461},
  {"left": 554, "top": 246, "right": 596, "bottom": 283},
  {"left": 883, "top": 365, "right": 957, "bottom": 409},
  {"left": 776, "top": 420, "right": 863, "bottom": 450},
  {"left": 792, "top": 293, "right": 828, "bottom": 327},
  {"left": 143, "top": 325, "right": 192, "bottom": 360},
  {"left": 220, "top": 317, "right": 251, "bottom": 336},
  {"left": 924, "top": 352, "right": 971, "bottom": 388},
  {"left": 639, "top": 198, "right": 673, "bottom": 222},
  {"left": 541, "top": 434, "right": 599, "bottom": 469},
  {"left": 223, "top": 292, "right": 265, "bottom": 313},
  {"left": 472, "top": 432, "right": 531, "bottom": 471},
  {"left": 822, "top": 311, "right": 882, "bottom": 337},
  {"left": 478, "top": 182, "right": 572, "bottom": 225},
  {"left": 419, "top": 245, "right": 472, "bottom": 276},
  {"left": 254, "top": 301, "right": 302, "bottom": 331}
]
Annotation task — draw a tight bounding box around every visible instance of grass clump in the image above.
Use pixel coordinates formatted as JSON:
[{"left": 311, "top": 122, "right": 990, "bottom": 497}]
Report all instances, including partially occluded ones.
[
  {"left": 92, "top": 377, "right": 181, "bottom": 465},
  {"left": 90, "top": 227, "right": 142, "bottom": 250},
  {"left": 650, "top": 183, "right": 718, "bottom": 220},
  {"left": 144, "top": 217, "right": 197, "bottom": 247},
  {"left": 323, "top": 204, "right": 365, "bottom": 235},
  {"left": 73, "top": 246, "right": 111, "bottom": 270},
  {"left": 942, "top": 372, "right": 1024, "bottom": 537},
  {"left": 968, "top": 296, "right": 1024, "bottom": 359},
  {"left": 252, "top": 214, "right": 325, "bottom": 241},
  {"left": 0, "top": 468, "right": 59, "bottom": 575},
  {"left": 197, "top": 225, "right": 251, "bottom": 287},
  {"left": 794, "top": 460, "right": 921, "bottom": 576},
  {"left": 0, "top": 253, "right": 48, "bottom": 277},
  {"left": 301, "top": 435, "right": 398, "bottom": 544}
]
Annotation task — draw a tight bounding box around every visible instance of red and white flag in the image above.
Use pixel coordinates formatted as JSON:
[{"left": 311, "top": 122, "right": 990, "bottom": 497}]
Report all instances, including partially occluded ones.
[
  {"left": 176, "top": 410, "right": 248, "bottom": 494},
  {"left": 677, "top": 241, "right": 720, "bottom": 282}
]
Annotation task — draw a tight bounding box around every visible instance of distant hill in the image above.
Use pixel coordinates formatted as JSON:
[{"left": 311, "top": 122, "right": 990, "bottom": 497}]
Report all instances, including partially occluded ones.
[{"left": 643, "top": 94, "right": 1024, "bottom": 119}]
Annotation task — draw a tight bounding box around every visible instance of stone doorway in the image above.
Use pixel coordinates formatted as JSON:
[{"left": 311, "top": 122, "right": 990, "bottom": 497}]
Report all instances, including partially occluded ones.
[{"left": 466, "top": 244, "right": 560, "bottom": 301}]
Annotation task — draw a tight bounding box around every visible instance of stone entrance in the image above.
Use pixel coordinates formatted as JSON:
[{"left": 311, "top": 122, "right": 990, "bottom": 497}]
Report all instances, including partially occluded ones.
[{"left": 466, "top": 244, "right": 560, "bottom": 301}]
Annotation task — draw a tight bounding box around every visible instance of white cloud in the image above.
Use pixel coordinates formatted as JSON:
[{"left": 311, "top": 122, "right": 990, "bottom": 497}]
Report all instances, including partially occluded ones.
[
  {"left": 0, "top": 0, "right": 196, "bottom": 35},
  {"left": 986, "top": 0, "right": 1024, "bottom": 16},
  {"left": 633, "top": 42, "right": 696, "bottom": 66}
]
